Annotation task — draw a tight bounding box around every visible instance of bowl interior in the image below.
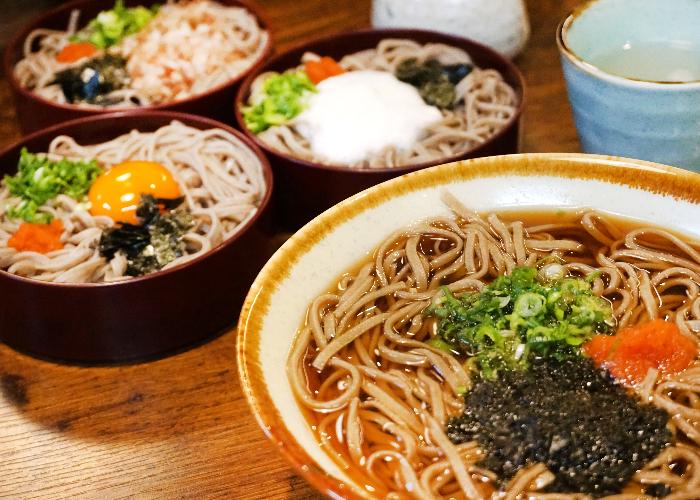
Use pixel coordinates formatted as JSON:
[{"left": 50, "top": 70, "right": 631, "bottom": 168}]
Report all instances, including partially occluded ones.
[
  {"left": 0, "top": 110, "right": 273, "bottom": 288},
  {"left": 564, "top": 0, "right": 700, "bottom": 82},
  {"left": 4, "top": 0, "right": 271, "bottom": 111},
  {"left": 238, "top": 153, "right": 700, "bottom": 498},
  {"left": 235, "top": 28, "right": 525, "bottom": 173},
  {"left": 2, "top": 112, "right": 222, "bottom": 158}
]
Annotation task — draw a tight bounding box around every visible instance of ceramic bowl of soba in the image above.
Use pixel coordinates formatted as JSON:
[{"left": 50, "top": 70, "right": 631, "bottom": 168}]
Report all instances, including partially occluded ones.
[
  {"left": 0, "top": 111, "right": 272, "bottom": 364},
  {"left": 4, "top": 0, "right": 271, "bottom": 134},
  {"left": 238, "top": 153, "right": 700, "bottom": 499},
  {"left": 234, "top": 29, "right": 525, "bottom": 229}
]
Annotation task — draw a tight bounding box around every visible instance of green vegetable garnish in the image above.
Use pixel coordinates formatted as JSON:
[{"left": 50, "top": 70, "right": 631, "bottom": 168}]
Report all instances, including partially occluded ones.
[
  {"left": 72, "top": 0, "right": 159, "bottom": 49},
  {"left": 242, "top": 71, "right": 316, "bottom": 134},
  {"left": 3, "top": 148, "right": 102, "bottom": 223},
  {"left": 426, "top": 266, "right": 613, "bottom": 379},
  {"left": 425, "top": 337, "right": 455, "bottom": 353}
]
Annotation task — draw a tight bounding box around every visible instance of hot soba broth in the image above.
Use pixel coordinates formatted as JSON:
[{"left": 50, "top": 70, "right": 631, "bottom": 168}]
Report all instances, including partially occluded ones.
[{"left": 288, "top": 193, "right": 700, "bottom": 498}]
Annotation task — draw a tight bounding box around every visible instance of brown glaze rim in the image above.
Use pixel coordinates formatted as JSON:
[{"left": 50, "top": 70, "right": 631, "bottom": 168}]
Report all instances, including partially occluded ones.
[
  {"left": 557, "top": 1, "right": 700, "bottom": 87},
  {"left": 234, "top": 28, "right": 526, "bottom": 176},
  {"left": 237, "top": 153, "right": 700, "bottom": 499},
  {"left": 2, "top": 0, "right": 273, "bottom": 113},
  {"left": 0, "top": 110, "right": 273, "bottom": 289}
]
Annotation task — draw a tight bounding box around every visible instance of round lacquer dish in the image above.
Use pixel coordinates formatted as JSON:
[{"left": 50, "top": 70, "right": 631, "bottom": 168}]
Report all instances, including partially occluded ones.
[
  {"left": 5, "top": 0, "right": 272, "bottom": 133},
  {"left": 0, "top": 111, "right": 273, "bottom": 364},
  {"left": 235, "top": 28, "right": 525, "bottom": 230}
]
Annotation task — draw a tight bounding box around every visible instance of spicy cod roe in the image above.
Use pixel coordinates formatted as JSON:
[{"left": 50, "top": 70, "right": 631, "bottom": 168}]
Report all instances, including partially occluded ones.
[
  {"left": 584, "top": 319, "right": 696, "bottom": 385},
  {"left": 8, "top": 220, "right": 64, "bottom": 254}
]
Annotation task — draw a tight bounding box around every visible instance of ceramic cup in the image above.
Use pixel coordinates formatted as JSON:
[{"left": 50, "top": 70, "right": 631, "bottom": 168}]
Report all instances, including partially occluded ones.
[{"left": 557, "top": 0, "right": 700, "bottom": 171}]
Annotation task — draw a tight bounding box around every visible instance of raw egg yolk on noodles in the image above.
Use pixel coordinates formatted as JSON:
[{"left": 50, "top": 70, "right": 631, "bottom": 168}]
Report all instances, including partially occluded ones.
[{"left": 88, "top": 161, "right": 181, "bottom": 224}]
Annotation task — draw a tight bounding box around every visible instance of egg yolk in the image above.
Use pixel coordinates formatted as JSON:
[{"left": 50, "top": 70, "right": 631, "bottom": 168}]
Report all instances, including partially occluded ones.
[{"left": 89, "top": 161, "right": 181, "bottom": 224}]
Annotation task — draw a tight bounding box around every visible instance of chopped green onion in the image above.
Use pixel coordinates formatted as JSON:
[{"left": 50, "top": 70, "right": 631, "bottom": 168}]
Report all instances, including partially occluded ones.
[
  {"left": 4, "top": 148, "right": 101, "bottom": 223},
  {"left": 425, "top": 266, "right": 613, "bottom": 379},
  {"left": 71, "top": 0, "right": 159, "bottom": 49},
  {"left": 425, "top": 337, "right": 455, "bottom": 353},
  {"left": 242, "top": 71, "right": 316, "bottom": 134}
]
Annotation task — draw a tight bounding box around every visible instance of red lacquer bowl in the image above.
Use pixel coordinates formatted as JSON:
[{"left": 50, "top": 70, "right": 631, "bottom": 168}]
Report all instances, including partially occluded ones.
[
  {"left": 4, "top": 0, "right": 272, "bottom": 134},
  {"left": 0, "top": 111, "right": 274, "bottom": 364},
  {"left": 235, "top": 28, "right": 525, "bottom": 230}
]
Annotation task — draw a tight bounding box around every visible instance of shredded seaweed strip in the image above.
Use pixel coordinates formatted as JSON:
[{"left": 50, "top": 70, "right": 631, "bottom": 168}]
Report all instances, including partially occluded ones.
[
  {"left": 53, "top": 55, "right": 130, "bottom": 104},
  {"left": 446, "top": 357, "right": 671, "bottom": 497},
  {"left": 98, "top": 194, "right": 192, "bottom": 276},
  {"left": 395, "top": 58, "right": 472, "bottom": 109}
]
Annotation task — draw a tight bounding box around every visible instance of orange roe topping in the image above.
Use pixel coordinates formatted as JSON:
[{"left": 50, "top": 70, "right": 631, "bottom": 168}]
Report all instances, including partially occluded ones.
[
  {"left": 304, "top": 56, "right": 345, "bottom": 84},
  {"left": 8, "top": 220, "right": 64, "bottom": 254},
  {"left": 56, "top": 42, "right": 98, "bottom": 63},
  {"left": 584, "top": 319, "right": 696, "bottom": 385}
]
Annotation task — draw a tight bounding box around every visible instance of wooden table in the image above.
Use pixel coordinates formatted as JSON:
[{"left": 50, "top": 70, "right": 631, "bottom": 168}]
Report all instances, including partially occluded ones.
[{"left": 0, "top": 0, "right": 580, "bottom": 498}]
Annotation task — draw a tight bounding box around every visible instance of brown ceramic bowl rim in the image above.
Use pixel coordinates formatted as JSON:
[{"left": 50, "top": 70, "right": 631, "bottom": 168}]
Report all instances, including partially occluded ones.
[
  {"left": 234, "top": 27, "right": 526, "bottom": 175},
  {"left": 2, "top": 0, "right": 273, "bottom": 113},
  {"left": 0, "top": 110, "right": 273, "bottom": 289},
  {"left": 237, "top": 153, "right": 700, "bottom": 499}
]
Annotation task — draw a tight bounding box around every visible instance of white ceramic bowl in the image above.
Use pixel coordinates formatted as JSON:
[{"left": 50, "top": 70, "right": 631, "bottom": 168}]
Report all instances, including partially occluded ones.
[{"left": 237, "top": 153, "right": 700, "bottom": 498}]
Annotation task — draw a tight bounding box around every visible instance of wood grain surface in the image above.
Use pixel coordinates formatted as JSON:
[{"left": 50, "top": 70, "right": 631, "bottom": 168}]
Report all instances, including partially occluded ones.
[{"left": 0, "top": 0, "right": 580, "bottom": 498}]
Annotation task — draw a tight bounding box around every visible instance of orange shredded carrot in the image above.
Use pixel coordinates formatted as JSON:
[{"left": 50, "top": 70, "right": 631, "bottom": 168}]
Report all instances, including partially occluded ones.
[
  {"left": 304, "top": 60, "right": 327, "bottom": 84},
  {"left": 319, "top": 56, "right": 344, "bottom": 77},
  {"left": 56, "top": 42, "right": 98, "bottom": 63},
  {"left": 304, "top": 56, "right": 345, "bottom": 84},
  {"left": 584, "top": 319, "right": 696, "bottom": 385},
  {"left": 8, "top": 220, "right": 64, "bottom": 254}
]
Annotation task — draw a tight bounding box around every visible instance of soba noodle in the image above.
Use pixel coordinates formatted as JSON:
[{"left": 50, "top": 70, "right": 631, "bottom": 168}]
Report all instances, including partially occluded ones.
[
  {"left": 253, "top": 39, "right": 518, "bottom": 168},
  {"left": 14, "top": 0, "right": 268, "bottom": 107},
  {"left": 289, "top": 192, "right": 700, "bottom": 498},
  {"left": 0, "top": 120, "right": 265, "bottom": 283}
]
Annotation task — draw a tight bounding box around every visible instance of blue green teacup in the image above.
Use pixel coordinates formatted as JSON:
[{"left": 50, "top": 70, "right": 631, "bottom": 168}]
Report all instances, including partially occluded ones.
[{"left": 557, "top": 0, "right": 700, "bottom": 170}]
